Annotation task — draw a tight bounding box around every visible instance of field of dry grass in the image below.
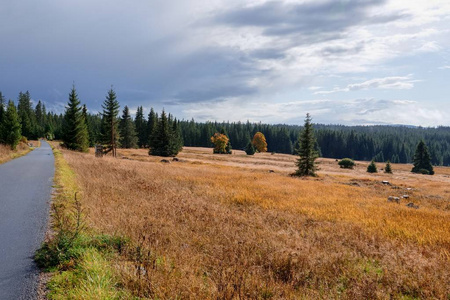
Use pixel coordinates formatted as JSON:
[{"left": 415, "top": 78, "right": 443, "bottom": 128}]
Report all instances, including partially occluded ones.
[
  {"left": 0, "top": 140, "right": 39, "bottom": 164},
  {"left": 58, "top": 145, "right": 449, "bottom": 299}
]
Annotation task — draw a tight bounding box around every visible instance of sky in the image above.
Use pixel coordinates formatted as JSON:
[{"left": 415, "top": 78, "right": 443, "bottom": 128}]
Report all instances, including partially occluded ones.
[{"left": 0, "top": 0, "right": 449, "bottom": 126}]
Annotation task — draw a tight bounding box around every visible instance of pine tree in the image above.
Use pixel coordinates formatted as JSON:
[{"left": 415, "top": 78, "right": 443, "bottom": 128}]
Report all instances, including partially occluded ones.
[
  {"left": 411, "top": 140, "right": 434, "bottom": 175},
  {"left": 0, "top": 92, "right": 5, "bottom": 143},
  {"left": 17, "top": 91, "right": 34, "bottom": 139},
  {"left": 245, "top": 141, "right": 256, "bottom": 155},
  {"left": 367, "top": 160, "right": 378, "bottom": 173},
  {"left": 147, "top": 108, "right": 157, "bottom": 148},
  {"left": 384, "top": 160, "right": 392, "bottom": 174},
  {"left": 3, "top": 101, "right": 22, "bottom": 150},
  {"left": 119, "top": 106, "right": 138, "bottom": 148},
  {"left": 134, "top": 106, "right": 147, "bottom": 148},
  {"left": 294, "top": 113, "right": 318, "bottom": 177},
  {"left": 100, "top": 87, "right": 120, "bottom": 157},
  {"left": 0, "top": 92, "right": 5, "bottom": 126},
  {"left": 149, "top": 110, "right": 182, "bottom": 157},
  {"left": 62, "top": 86, "right": 89, "bottom": 152}
]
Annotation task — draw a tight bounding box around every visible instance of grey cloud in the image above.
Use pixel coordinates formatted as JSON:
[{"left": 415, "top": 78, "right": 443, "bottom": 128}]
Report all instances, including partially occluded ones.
[{"left": 216, "top": 0, "right": 407, "bottom": 37}]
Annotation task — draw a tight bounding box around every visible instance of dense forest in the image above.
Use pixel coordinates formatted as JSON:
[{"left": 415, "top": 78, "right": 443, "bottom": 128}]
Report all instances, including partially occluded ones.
[{"left": 1, "top": 90, "right": 450, "bottom": 165}]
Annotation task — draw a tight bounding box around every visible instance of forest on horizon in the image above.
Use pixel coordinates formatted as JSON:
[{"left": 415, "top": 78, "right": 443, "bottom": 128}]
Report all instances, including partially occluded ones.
[{"left": 1, "top": 90, "right": 450, "bottom": 166}]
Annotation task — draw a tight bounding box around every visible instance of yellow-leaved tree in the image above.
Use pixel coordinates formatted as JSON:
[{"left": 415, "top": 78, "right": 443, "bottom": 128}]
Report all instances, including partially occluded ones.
[
  {"left": 211, "top": 133, "right": 229, "bottom": 154},
  {"left": 252, "top": 132, "right": 267, "bottom": 153}
]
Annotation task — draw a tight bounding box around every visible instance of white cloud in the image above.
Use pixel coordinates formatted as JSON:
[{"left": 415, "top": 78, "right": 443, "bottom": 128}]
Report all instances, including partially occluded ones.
[
  {"left": 315, "top": 76, "right": 418, "bottom": 94},
  {"left": 438, "top": 66, "right": 450, "bottom": 70}
]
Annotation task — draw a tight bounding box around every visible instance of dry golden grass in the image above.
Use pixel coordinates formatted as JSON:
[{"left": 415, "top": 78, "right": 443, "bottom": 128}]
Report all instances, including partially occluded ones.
[
  {"left": 59, "top": 145, "right": 449, "bottom": 299},
  {"left": 0, "top": 140, "right": 39, "bottom": 164}
]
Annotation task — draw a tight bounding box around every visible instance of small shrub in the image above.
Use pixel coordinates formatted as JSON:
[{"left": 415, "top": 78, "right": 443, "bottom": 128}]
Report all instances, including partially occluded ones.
[{"left": 338, "top": 158, "right": 355, "bottom": 169}]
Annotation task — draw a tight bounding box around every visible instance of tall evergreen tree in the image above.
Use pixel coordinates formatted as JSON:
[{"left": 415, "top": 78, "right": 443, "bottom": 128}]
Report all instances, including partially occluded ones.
[
  {"left": 119, "top": 106, "right": 138, "bottom": 148},
  {"left": 294, "top": 113, "right": 318, "bottom": 176},
  {"left": 0, "top": 91, "right": 5, "bottom": 126},
  {"left": 149, "top": 110, "right": 182, "bottom": 157},
  {"left": 62, "top": 86, "right": 89, "bottom": 152},
  {"left": 100, "top": 87, "right": 120, "bottom": 157},
  {"left": 411, "top": 140, "right": 434, "bottom": 175},
  {"left": 134, "top": 106, "right": 147, "bottom": 148},
  {"left": 3, "top": 101, "right": 22, "bottom": 149},
  {"left": 17, "top": 91, "right": 34, "bottom": 139},
  {"left": 147, "top": 108, "right": 157, "bottom": 148}
]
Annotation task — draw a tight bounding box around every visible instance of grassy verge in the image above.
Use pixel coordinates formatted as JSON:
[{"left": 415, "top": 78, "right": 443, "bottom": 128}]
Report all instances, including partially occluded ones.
[
  {"left": 35, "top": 145, "right": 133, "bottom": 299},
  {"left": 0, "top": 140, "right": 40, "bottom": 165}
]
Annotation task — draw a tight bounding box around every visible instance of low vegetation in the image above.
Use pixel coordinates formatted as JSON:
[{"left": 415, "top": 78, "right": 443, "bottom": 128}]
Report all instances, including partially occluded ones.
[
  {"left": 45, "top": 145, "right": 450, "bottom": 299},
  {"left": 36, "top": 145, "right": 133, "bottom": 299},
  {"left": 338, "top": 158, "right": 356, "bottom": 169}
]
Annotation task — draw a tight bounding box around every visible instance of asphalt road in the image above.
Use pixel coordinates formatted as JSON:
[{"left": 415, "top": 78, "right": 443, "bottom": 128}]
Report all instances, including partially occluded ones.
[{"left": 0, "top": 141, "right": 54, "bottom": 299}]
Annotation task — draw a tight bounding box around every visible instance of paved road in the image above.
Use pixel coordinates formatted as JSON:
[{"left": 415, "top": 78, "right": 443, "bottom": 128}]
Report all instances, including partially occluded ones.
[{"left": 0, "top": 141, "right": 54, "bottom": 299}]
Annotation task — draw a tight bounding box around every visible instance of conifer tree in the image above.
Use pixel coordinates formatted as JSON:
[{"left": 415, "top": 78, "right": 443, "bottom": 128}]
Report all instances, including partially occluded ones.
[
  {"left": 0, "top": 92, "right": 5, "bottom": 126},
  {"left": 17, "top": 91, "right": 34, "bottom": 139},
  {"left": 62, "top": 86, "right": 89, "bottom": 152},
  {"left": 411, "top": 140, "right": 434, "bottom": 175},
  {"left": 149, "top": 110, "right": 182, "bottom": 157},
  {"left": 384, "top": 160, "right": 392, "bottom": 174},
  {"left": 134, "top": 106, "right": 147, "bottom": 148},
  {"left": 100, "top": 87, "right": 120, "bottom": 157},
  {"left": 0, "top": 92, "right": 5, "bottom": 143},
  {"left": 147, "top": 108, "right": 157, "bottom": 148},
  {"left": 245, "top": 141, "right": 256, "bottom": 155},
  {"left": 119, "top": 106, "right": 138, "bottom": 148},
  {"left": 367, "top": 160, "right": 378, "bottom": 173},
  {"left": 294, "top": 113, "right": 318, "bottom": 176},
  {"left": 3, "top": 100, "right": 22, "bottom": 150},
  {"left": 172, "top": 118, "right": 183, "bottom": 153}
]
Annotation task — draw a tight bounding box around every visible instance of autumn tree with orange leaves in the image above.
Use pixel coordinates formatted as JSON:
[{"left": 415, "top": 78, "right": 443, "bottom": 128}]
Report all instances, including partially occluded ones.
[
  {"left": 252, "top": 132, "right": 268, "bottom": 153},
  {"left": 211, "top": 133, "right": 230, "bottom": 154}
]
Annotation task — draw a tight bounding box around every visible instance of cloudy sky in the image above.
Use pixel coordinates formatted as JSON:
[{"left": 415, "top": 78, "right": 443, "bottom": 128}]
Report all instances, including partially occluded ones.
[{"left": 1, "top": 0, "right": 449, "bottom": 126}]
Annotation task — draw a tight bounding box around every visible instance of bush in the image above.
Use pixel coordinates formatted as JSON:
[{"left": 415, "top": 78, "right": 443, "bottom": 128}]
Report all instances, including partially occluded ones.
[{"left": 338, "top": 158, "right": 355, "bottom": 169}]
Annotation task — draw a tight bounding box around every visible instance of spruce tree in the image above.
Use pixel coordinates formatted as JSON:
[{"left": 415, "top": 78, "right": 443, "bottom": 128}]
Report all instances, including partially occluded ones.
[
  {"left": 384, "top": 160, "right": 392, "bottom": 174},
  {"left": 17, "top": 91, "right": 34, "bottom": 139},
  {"left": 0, "top": 92, "right": 5, "bottom": 143},
  {"left": 245, "top": 141, "right": 256, "bottom": 155},
  {"left": 147, "top": 108, "right": 157, "bottom": 148},
  {"left": 149, "top": 110, "right": 181, "bottom": 157},
  {"left": 411, "top": 140, "right": 434, "bottom": 175},
  {"left": 3, "top": 100, "right": 22, "bottom": 150},
  {"left": 367, "top": 160, "right": 378, "bottom": 173},
  {"left": 0, "top": 92, "right": 5, "bottom": 126},
  {"left": 119, "top": 106, "right": 138, "bottom": 148},
  {"left": 100, "top": 87, "right": 120, "bottom": 157},
  {"left": 62, "top": 86, "right": 89, "bottom": 152},
  {"left": 294, "top": 113, "right": 318, "bottom": 177},
  {"left": 134, "top": 106, "right": 147, "bottom": 148}
]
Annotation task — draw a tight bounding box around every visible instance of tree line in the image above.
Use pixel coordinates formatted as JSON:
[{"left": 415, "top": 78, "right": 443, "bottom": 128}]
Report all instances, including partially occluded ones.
[{"left": 1, "top": 88, "right": 450, "bottom": 165}]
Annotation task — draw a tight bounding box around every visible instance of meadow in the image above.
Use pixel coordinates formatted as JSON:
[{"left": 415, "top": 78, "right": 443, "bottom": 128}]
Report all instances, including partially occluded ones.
[{"left": 52, "top": 146, "right": 449, "bottom": 299}]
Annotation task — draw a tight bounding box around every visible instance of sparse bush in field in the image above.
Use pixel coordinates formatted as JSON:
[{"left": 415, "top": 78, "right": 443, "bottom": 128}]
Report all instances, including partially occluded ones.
[
  {"left": 367, "top": 160, "right": 378, "bottom": 173},
  {"left": 338, "top": 158, "right": 355, "bottom": 169}
]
